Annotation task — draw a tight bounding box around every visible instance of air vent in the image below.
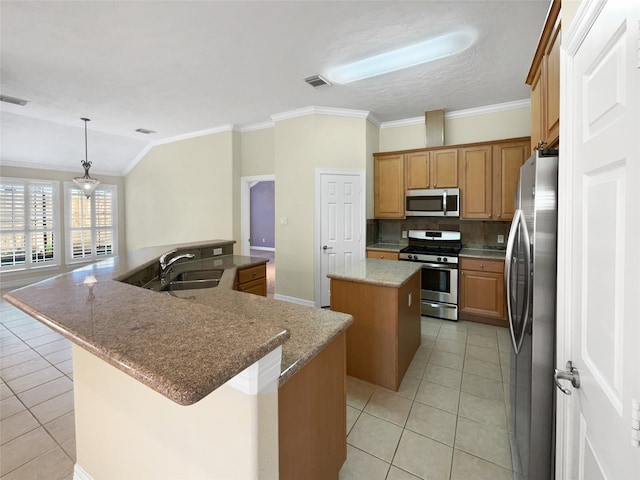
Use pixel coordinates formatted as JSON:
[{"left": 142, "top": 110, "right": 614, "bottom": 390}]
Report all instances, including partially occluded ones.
[
  {"left": 0, "top": 95, "right": 29, "bottom": 106},
  {"left": 304, "top": 74, "right": 331, "bottom": 88},
  {"left": 135, "top": 128, "right": 156, "bottom": 134}
]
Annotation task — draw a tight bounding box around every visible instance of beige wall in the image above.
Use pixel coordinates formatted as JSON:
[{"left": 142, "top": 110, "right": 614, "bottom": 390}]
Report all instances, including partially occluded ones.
[
  {"left": 365, "top": 120, "right": 380, "bottom": 220},
  {"left": 379, "top": 105, "right": 531, "bottom": 151},
  {"left": 125, "top": 131, "right": 235, "bottom": 251},
  {"left": 0, "top": 165, "right": 126, "bottom": 288},
  {"left": 240, "top": 127, "right": 275, "bottom": 176},
  {"left": 274, "top": 114, "right": 367, "bottom": 302}
]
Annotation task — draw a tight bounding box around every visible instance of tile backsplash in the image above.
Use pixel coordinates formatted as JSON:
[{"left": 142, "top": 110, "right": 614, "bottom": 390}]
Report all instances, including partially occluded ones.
[{"left": 368, "top": 218, "right": 510, "bottom": 249}]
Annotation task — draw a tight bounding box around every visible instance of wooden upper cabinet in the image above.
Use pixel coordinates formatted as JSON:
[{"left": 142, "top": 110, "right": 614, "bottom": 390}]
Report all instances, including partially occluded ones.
[
  {"left": 406, "top": 149, "right": 458, "bottom": 189},
  {"left": 492, "top": 141, "right": 529, "bottom": 220},
  {"left": 374, "top": 153, "right": 405, "bottom": 218},
  {"left": 527, "top": 0, "right": 561, "bottom": 152},
  {"left": 460, "top": 146, "right": 493, "bottom": 219}
]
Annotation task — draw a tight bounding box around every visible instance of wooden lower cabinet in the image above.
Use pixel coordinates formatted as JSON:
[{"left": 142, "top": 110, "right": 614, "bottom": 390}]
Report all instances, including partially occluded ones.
[
  {"left": 330, "top": 271, "right": 420, "bottom": 391},
  {"left": 366, "top": 250, "right": 399, "bottom": 261},
  {"left": 459, "top": 257, "right": 507, "bottom": 327},
  {"left": 234, "top": 264, "right": 267, "bottom": 296},
  {"left": 279, "top": 331, "right": 347, "bottom": 480}
]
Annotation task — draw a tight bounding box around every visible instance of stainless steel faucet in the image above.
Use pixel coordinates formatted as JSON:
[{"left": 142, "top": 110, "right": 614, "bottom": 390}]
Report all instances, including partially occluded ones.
[{"left": 159, "top": 249, "right": 195, "bottom": 281}]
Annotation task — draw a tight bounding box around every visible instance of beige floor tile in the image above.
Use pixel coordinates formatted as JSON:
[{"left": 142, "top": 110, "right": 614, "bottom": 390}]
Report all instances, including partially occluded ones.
[
  {"left": 387, "top": 465, "right": 422, "bottom": 479},
  {"left": 0, "top": 341, "right": 30, "bottom": 357},
  {"left": 16, "top": 376, "right": 73, "bottom": 408},
  {"left": 61, "top": 437, "right": 76, "bottom": 462},
  {"left": 415, "top": 381, "right": 460, "bottom": 414},
  {"left": 394, "top": 374, "right": 421, "bottom": 400},
  {"left": 428, "top": 350, "right": 464, "bottom": 371},
  {"left": 1, "top": 445, "right": 73, "bottom": 480},
  {"left": 0, "top": 396, "right": 25, "bottom": 420},
  {"left": 3, "top": 322, "right": 48, "bottom": 336},
  {"left": 466, "top": 324, "right": 499, "bottom": 338},
  {"left": 346, "top": 376, "right": 377, "bottom": 410},
  {"left": 404, "top": 356, "right": 427, "bottom": 379},
  {"left": 421, "top": 325, "right": 441, "bottom": 338},
  {"left": 451, "top": 449, "right": 513, "bottom": 480},
  {"left": 423, "top": 364, "right": 462, "bottom": 390},
  {"left": 393, "top": 429, "right": 453, "bottom": 480},
  {"left": 0, "top": 381, "right": 13, "bottom": 400},
  {"left": 440, "top": 320, "right": 468, "bottom": 332},
  {"left": 463, "top": 357, "right": 503, "bottom": 382},
  {"left": 364, "top": 388, "right": 413, "bottom": 427},
  {"left": 405, "top": 401, "right": 457, "bottom": 446},
  {"left": 13, "top": 326, "right": 57, "bottom": 341},
  {"left": 437, "top": 328, "right": 468, "bottom": 342},
  {"left": 44, "top": 410, "right": 75, "bottom": 444},
  {"left": 0, "top": 409, "right": 40, "bottom": 445},
  {"left": 455, "top": 417, "right": 512, "bottom": 470},
  {"left": 347, "top": 412, "right": 403, "bottom": 462},
  {"left": 461, "top": 372, "right": 505, "bottom": 402},
  {"left": 6, "top": 366, "right": 64, "bottom": 394},
  {"left": 346, "top": 405, "right": 360, "bottom": 435},
  {"left": 465, "top": 344, "right": 500, "bottom": 364},
  {"left": 0, "top": 427, "right": 57, "bottom": 476},
  {"left": 339, "top": 445, "right": 389, "bottom": 480},
  {"left": 0, "top": 348, "right": 41, "bottom": 370},
  {"left": 467, "top": 333, "right": 498, "bottom": 348},
  {"left": 458, "top": 392, "right": 507, "bottom": 430},
  {"left": 1, "top": 333, "right": 22, "bottom": 347},
  {"left": 1, "top": 357, "right": 50, "bottom": 382},
  {"left": 419, "top": 336, "right": 436, "bottom": 349},
  {"left": 24, "top": 332, "right": 64, "bottom": 349},
  {"left": 42, "top": 347, "right": 73, "bottom": 365},
  {"left": 434, "top": 338, "right": 466, "bottom": 356},
  {"left": 501, "top": 364, "right": 511, "bottom": 384},
  {"left": 29, "top": 390, "right": 74, "bottom": 425},
  {"left": 411, "top": 345, "right": 432, "bottom": 364},
  {"left": 55, "top": 359, "right": 73, "bottom": 375},
  {"left": 34, "top": 339, "right": 72, "bottom": 356}
]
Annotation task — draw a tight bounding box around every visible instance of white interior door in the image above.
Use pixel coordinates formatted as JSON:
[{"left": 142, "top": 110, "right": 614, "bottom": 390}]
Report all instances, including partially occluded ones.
[
  {"left": 558, "top": 1, "right": 640, "bottom": 478},
  {"left": 318, "top": 173, "right": 362, "bottom": 307}
]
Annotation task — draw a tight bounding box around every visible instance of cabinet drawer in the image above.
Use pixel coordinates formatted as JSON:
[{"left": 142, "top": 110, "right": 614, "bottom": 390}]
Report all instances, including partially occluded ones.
[
  {"left": 366, "top": 250, "right": 399, "bottom": 261},
  {"left": 460, "top": 257, "right": 504, "bottom": 273},
  {"left": 236, "top": 264, "right": 266, "bottom": 284},
  {"left": 237, "top": 278, "right": 267, "bottom": 296}
]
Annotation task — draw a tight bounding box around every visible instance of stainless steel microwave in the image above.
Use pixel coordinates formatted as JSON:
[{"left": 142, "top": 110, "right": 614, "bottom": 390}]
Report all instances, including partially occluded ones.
[{"left": 405, "top": 188, "right": 460, "bottom": 217}]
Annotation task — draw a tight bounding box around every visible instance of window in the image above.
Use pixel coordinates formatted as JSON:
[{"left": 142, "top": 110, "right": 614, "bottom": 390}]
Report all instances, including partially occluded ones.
[
  {"left": 65, "top": 183, "right": 117, "bottom": 264},
  {"left": 0, "top": 178, "right": 60, "bottom": 272}
]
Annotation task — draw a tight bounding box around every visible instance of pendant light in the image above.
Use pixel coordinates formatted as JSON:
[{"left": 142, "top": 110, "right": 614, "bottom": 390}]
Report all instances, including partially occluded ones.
[{"left": 73, "top": 118, "right": 100, "bottom": 198}]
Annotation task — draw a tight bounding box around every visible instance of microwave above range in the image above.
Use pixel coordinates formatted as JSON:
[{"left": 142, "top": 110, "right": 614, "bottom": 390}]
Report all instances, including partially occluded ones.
[{"left": 405, "top": 188, "right": 460, "bottom": 217}]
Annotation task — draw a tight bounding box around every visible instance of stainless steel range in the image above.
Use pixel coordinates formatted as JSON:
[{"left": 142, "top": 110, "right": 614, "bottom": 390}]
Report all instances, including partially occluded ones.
[{"left": 399, "top": 230, "right": 462, "bottom": 321}]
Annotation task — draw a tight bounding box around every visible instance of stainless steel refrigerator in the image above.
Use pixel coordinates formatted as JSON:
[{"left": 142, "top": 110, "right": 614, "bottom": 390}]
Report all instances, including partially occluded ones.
[{"left": 505, "top": 149, "right": 558, "bottom": 480}]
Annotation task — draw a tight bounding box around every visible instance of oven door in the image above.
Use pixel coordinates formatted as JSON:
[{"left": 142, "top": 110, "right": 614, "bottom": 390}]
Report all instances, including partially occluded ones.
[{"left": 420, "top": 261, "right": 458, "bottom": 303}]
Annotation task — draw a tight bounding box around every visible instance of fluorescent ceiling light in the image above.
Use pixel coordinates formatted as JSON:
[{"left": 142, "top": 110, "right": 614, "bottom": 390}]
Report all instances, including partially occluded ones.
[{"left": 327, "top": 30, "right": 475, "bottom": 84}]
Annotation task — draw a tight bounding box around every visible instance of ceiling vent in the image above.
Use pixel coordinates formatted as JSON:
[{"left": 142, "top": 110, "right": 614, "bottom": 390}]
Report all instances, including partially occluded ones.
[
  {"left": 0, "top": 94, "right": 29, "bottom": 106},
  {"left": 304, "top": 74, "right": 331, "bottom": 88},
  {"left": 135, "top": 128, "right": 156, "bottom": 134}
]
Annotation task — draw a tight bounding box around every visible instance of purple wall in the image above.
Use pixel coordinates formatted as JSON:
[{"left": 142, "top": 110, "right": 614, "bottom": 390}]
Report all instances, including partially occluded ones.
[{"left": 250, "top": 181, "right": 275, "bottom": 248}]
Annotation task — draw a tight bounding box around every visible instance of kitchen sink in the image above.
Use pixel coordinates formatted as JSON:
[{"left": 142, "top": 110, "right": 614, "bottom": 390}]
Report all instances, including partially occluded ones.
[
  {"left": 172, "top": 269, "right": 224, "bottom": 282},
  {"left": 139, "top": 269, "right": 225, "bottom": 292}
]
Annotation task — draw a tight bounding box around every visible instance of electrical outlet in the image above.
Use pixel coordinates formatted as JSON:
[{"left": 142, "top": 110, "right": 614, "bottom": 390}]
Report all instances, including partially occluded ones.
[
  {"left": 497, "top": 235, "right": 505, "bottom": 244},
  {"left": 402, "top": 231, "right": 408, "bottom": 239},
  {"left": 213, "top": 247, "right": 223, "bottom": 255}
]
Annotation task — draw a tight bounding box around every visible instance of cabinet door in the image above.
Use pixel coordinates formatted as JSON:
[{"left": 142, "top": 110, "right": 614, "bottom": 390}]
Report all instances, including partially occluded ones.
[
  {"left": 374, "top": 154, "right": 405, "bottom": 218},
  {"left": 430, "top": 149, "right": 458, "bottom": 188},
  {"left": 530, "top": 67, "right": 545, "bottom": 152},
  {"left": 460, "top": 146, "right": 493, "bottom": 219},
  {"left": 405, "top": 152, "right": 429, "bottom": 190},
  {"left": 544, "top": 27, "right": 560, "bottom": 146},
  {"left": 366, "top": 250, "right": 399, "bottom": 261},
  {"left": 493, "top": 141, "right": 529, "bottom": 220},
  {"left": 459, "top": 269, "right": 505, "bottom": 320}
]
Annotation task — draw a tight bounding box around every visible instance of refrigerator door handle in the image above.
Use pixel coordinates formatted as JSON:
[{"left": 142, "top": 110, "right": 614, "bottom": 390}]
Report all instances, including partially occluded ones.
[{"left": 505, "top": 209, "right": 520, "bottom": 353}]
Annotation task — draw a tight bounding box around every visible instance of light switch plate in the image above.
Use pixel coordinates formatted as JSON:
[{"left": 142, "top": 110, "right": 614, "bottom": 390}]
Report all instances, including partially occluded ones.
[
  {"left": 402, "top": 231, "right": 408, "bottom": 239},
  {"left": 280, "top": 217, "right": 288, "bottom": 225},
  {"left": 497, "top": 234, "right": 505, "bottom": 244},
  {"left": 213, "top": 248, "right": 223, "bottom": 255}
]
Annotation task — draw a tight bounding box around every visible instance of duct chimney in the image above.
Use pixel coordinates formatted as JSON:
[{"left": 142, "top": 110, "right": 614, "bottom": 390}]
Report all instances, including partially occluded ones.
[{"left": 425, "top": 109, "right": 445, "bottom": 147}]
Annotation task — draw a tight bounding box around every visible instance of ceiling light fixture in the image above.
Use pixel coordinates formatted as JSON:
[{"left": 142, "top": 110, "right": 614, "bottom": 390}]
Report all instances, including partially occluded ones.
[
  {"left": 327, "top": 30, "right": 475, "bottom": 84},
  {"left": 0, "top": 94, "right": 29, "bottom": 106},
  {"left": 73, "top": 118, "right": 100, "bottom": 198},
  {"left": 135, "top": 128, "right": 156, "bottom": 134}
]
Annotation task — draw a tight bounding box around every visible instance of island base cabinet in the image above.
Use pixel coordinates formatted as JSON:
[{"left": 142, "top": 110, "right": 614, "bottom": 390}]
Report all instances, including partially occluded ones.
[
  {"left": 279, "top": 331, "right": 347, "bottom": 480},
  {"left": 330, "top": 272, "right": 420, "bottom": 391}
]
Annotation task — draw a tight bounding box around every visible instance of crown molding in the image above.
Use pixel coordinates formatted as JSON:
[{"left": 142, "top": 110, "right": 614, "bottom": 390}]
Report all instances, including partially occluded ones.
[
  {"left": 238, "top": 120, "right": 275, "bottom": 132},
  {"left": 152, "top": 124, "right": 238, "bottom": 146},
  {"left": 379, "top": 99, "right": 531, "bottom": 129},
  {"left": 271, "top": 105, "right": 371, "bottom": 122},
  {"left": 0, "top": 159, "right": 122, "bottom": 177}
]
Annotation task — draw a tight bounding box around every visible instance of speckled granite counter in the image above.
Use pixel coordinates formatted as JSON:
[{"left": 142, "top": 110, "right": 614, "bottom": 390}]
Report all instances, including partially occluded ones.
[
  {"left": 3, "top": 240, "right": 352, "bottom": 405},
  {"left": 327, "top": 258, "right": 422, "bottom": 287},
  {"left": 366, "top": 242, "right": 406, "bottom": 252},
  {"left": 460, "top": 247, "right": 507, "bottom": 259}
]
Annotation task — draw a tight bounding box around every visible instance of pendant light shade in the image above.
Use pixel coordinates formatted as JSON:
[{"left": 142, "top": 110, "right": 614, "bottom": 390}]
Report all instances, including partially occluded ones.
[{"left": 73, "top": 118, "right": 100, "bottom": 198}]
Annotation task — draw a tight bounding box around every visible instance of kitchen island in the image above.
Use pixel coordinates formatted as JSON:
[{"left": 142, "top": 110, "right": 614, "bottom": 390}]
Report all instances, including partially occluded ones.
[
  {"left": 328, "top": 259, "right": 422, "bottom": 391},
  {"left": 3, "top": 240, "right": 352, "bottom": 480}
]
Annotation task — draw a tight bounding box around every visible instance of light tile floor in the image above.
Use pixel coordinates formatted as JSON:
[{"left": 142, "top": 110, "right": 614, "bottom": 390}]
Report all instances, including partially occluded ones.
[
  {"left": 339, "top": 316, "right": 514, "bottom": 480},
  {"left": 1, "top": 291, "right": 513, "bottom": 480}
]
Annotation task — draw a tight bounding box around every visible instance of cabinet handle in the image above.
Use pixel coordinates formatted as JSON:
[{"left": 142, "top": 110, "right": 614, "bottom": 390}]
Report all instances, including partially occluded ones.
[
  {"left": 380, "top": 255, "right": 384, "bottom": 259},
  {"left": 480, "top": 264, "right": 484, "bottom": 269},
  {"left": 536, "top": 140, "right": 547, "bottom": 150}
]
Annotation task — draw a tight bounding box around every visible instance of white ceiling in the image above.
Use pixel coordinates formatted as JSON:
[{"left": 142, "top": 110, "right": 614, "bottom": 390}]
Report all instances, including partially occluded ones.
[{"left": 0, "top": 0, "right": 550, "bottom": 176}]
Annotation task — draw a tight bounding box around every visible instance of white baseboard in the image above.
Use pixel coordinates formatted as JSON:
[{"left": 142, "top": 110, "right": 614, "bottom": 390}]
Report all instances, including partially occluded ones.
[
  {"left": 273, "top": 294, "right": 316, "bottom": 308},
  {"left": 249, "top": 246, "right": 275, "bottom": 252},
  {"left": 74, "top": 464, "right": 93, "bottom": 480}
]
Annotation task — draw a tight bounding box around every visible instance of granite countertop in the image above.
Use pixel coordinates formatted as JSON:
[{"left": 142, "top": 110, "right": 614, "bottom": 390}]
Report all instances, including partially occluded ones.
[
  {"left": 327, "top": 258, "right": 422, "bottom": 288},
  {"left": 4, "top": 240, "right": 352, "bottom": 406},
  {"left": 366, "top": 242, "right": 407, "bottom": 252},
  {"left": 460, "top": 247, "right": 507, "bottom": 259}
]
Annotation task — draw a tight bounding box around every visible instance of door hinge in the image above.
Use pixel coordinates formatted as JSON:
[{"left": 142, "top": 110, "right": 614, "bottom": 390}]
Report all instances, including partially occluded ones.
[{"left": 632, "top": 399, "right": 640, "bottom": 447}]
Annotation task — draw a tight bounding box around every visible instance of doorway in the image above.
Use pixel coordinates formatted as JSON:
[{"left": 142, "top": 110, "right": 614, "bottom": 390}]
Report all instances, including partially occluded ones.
[{"left": 241, "top": 175, "right": 275, "bottom": 297}]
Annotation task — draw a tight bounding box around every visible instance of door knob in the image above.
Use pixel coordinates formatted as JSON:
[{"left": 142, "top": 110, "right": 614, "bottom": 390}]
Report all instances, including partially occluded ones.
[
  {"left": 322, "top": 245, "right": 333, "bottom": 250},
  {"left": 554, "top": 361, "right": 580, "bottom": 395}
]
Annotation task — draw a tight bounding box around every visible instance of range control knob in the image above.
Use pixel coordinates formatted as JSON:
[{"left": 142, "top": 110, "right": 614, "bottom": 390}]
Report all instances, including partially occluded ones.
[
  {"left": 443, "top": 257, "right": 448, "bottom": 262},
  {"left": 437, "top": 257, "right": 442, "bottom": 262}
]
